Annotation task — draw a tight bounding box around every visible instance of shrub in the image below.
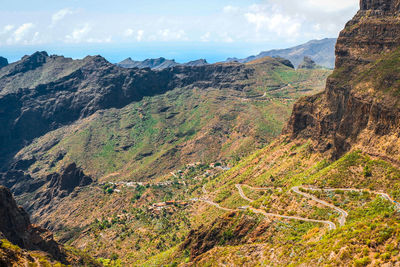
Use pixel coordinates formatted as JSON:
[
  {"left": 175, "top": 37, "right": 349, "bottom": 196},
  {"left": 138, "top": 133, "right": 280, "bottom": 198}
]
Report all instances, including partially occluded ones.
[
  {"left": 363, "top": 165, "right": 372, "bottom": 177},
  {"left": 354, "top": 257, "right": 371, "bottom": 267}
]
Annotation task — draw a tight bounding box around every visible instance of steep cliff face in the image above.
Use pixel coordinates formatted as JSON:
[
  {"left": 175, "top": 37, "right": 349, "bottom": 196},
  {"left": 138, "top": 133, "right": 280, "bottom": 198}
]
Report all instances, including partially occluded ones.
[
  {"left": 285, "top": 0, "right": 400, "bottom": 159},
  {"left": 0, "top": 186, "right": 67, "bottom": 263}
]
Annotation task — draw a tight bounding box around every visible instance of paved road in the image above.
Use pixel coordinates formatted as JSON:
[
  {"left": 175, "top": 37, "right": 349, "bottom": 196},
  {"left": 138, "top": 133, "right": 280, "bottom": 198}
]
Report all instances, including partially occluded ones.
[
  {"left": 202, "top": 184, "right": 209, "bottom": 195},
  {"left": 292, "top": 186, "right": 348, "bottom": 226},
  {"left": 195, "top": 183, "right": 400, "bottom": 232},
  {"left": 235, "top": 184, "right": 337, "bottom": 230},
  {"left": 303, "top": 187, "right": 400, "bottom": 210},
  {"left": 192, "top": 198, "right": 234, "bottom": 212},
  {"left": 235, "top": 184, "right": 254, "bottom": 202}
]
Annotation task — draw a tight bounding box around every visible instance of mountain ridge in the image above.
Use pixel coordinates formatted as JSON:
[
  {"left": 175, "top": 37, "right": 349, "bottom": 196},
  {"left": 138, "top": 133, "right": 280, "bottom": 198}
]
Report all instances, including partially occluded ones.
[
  {"left": 226, "top": 38, "right": 337, "bottom": 68},
  {"left": 117, "top": 57, "right": 209, "bottom": 70}
]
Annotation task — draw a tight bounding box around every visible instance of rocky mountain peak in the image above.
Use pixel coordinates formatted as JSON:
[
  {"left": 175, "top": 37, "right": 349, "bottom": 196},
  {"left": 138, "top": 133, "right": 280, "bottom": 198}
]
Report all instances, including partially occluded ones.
[
  {"left": 6, "top": 51, "right": 49, "bottom": 75},
  {"left": 360, "top": 0, "right": 400, "bottom": 11}
]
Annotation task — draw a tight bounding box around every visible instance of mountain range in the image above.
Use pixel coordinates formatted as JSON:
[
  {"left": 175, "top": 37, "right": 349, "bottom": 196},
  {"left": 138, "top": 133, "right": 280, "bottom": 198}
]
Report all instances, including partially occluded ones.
[
  {"left": 117, "top": 38, "right": 336, "bottom": 71},
  {"left": 2, "top": 0, "right": 400, "bottom": 265}
]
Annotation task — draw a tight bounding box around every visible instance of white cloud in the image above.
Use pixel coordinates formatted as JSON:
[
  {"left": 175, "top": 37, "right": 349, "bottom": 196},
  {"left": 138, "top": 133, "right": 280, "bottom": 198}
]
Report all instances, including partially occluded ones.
[
  {"left": 52, "top": 8, "right": 76, "bottom": 25},
  {"left": 223, "top": 5, "right": 239, "bottom": 14},
  {"left": 12, "top": 23, "right": 35, "bottom": 43},
  {"left": 0, "top": 0, "right": 360, "bottom": 48},
  {"left": 124, "top": 28, "right": 134, "bottom": 37},
  {"left": 65, "top": 24, "right": 91, "bottom": 43},
  {"left": 158, "top": 29, "right": 187, "bottom": 41},
  {"left": 136, "top": 30, "right": 144, "bottom": 41},
  {"left": 244, "top": 7, "right": 300, "bottom": 38},
  {"left": 201, "top": 32, "right": 211, "bottom": 42},
  {"left": 123, "top": 29, "right": 144, "bottom": 41},
  {"left": 1, "top": 25, "right": 14, "bottom": 34}
]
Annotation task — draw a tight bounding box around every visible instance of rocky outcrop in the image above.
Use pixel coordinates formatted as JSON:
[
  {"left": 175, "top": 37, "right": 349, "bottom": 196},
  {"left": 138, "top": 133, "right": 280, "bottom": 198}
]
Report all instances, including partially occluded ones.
[
  {"left": 284, "top": 0, "right": 400, "bottom": 159},
  {"left": 0, "top": 186, "right": 67, "bottom": 263},
  {"left": 0, "top": 57, "right": 8, "bottom": 69},
  {"left": 47, "top": 163, "right": 93, "bottom": 195},
  {"left": 274, "top": 57, "right": 295, "bottom": 69},
  {"left": 27, "top": 163, "right": 93, "bottom": 213},
  {"left": 298, "top": 56, "right": 317, "bottom": 69}
]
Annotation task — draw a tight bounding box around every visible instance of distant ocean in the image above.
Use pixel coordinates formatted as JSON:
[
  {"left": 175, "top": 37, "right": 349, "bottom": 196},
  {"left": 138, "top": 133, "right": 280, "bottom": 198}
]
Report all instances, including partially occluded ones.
[{"left": 0, "top": 40, "right": 302, "bottom": 64}]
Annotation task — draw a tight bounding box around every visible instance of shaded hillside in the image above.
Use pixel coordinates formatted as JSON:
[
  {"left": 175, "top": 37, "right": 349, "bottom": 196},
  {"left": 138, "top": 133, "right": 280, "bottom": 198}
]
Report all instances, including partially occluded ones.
[{"left": 226, "top": 38, "right": 336, "bottom": 68}]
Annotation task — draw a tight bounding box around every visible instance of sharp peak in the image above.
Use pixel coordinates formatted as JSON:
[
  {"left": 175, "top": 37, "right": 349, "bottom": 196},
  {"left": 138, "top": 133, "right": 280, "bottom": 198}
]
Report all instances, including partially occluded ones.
[
  {"left": 21, "top": 51, "right": 49, "bottom": 60},
  {"left": 82, "top": 55, "right": 110, "bottom": 64}
]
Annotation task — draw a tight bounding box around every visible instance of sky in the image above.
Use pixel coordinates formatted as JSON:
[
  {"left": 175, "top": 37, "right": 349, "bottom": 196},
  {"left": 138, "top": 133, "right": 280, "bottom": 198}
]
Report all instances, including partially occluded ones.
[{"left": 0, "top": 0, "right": 359, "bottom": 63}]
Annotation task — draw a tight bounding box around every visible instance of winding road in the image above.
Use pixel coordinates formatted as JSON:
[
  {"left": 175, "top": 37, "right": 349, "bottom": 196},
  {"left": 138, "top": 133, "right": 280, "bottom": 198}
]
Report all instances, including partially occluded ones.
[
  {"left": 235, "top": 184, "right": 337, "bottom": 230},
  {"left": 292, "top": 186, "right": 348, "bottom": 227},
  {"left": 195, "top": 183, "right": 400, "bottom": 232}
]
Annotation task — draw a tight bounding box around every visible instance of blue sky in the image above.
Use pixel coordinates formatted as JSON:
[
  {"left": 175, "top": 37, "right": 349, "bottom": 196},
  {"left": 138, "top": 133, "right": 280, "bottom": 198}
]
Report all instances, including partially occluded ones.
[{"left": 0, "top": 0, "right": 359, "bottom": 63}]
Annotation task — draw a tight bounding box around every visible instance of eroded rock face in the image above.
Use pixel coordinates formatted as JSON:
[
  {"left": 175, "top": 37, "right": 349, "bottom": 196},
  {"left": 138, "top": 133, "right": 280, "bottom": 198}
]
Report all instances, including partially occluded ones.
[
  {"left": 284, "top": 0, "right": 400, "bottom": 159},
  {"left": 27, "top": 163, "right": 93, "bottom": 214},
  {"left": 336, "top": 0, "right": 400, "bottom": 68},
  {"left": 48, "top": 163, "right": 93, "bottom": 194},
  {"left": 360, "top": 0, "right": 400, "bottom": 11},
  {"left": 0, "top": 186, "right": 67, "bottom": 263}
]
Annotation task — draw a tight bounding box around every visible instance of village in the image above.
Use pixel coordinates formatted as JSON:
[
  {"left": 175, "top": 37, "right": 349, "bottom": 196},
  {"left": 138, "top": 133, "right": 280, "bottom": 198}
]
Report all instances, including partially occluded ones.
[{"left": 98, "top": 162, "right": 231, "bottom": 215}]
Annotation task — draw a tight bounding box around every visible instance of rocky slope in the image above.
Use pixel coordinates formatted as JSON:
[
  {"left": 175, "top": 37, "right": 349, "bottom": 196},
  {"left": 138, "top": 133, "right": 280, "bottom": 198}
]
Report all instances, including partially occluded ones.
[
  {"left": 183, "top": 59, "right": 208, "bottom": 67},
  {"left": 0, "top": 185, "right": 99, "bottom": 266},
  {"left": 0, "top": 57, "right": 7, "bottom": 69},
  {"left": 227, "top": 38, "right": 337, "bottom": 68},
  {"left": 117, "top": 57, "right": 179, "bottom": 69},
  {"left": 284, "top": 0, "right": 400, "bottom": 159}
]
